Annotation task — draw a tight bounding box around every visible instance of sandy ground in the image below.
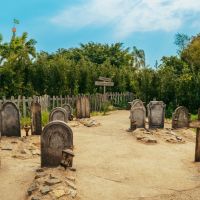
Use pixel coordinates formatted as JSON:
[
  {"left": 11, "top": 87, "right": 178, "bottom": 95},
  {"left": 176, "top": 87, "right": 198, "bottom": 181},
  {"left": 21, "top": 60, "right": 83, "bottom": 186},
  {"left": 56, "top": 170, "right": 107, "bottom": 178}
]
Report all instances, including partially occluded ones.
[
  {"left": 1, "top": 110, "right": 200, "bottom": 200},
  {"left": 73, "top": 110, "right": 200, "bottom": 200}
]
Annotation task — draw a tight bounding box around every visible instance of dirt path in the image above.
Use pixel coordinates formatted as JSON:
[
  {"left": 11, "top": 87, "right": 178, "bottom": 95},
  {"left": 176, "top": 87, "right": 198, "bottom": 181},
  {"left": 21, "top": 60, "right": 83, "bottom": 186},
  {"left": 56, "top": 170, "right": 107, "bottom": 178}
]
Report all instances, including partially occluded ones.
[
  {"left": 1, "top": 110, "right": 200, "bottom": 200},
  {"left": 0, "top": 135, "right": 40, "bottom": 200},
  {"left": 73, "top": 110, "right": 200, "bottom": 200},
  {"left": 0, "top": 158, "right": 39, "bottom": 200}
]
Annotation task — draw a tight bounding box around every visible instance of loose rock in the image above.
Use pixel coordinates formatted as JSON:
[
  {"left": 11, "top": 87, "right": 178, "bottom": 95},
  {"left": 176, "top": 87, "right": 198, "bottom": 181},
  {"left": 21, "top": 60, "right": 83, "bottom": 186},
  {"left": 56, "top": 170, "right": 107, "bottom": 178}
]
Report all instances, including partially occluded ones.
[
  {"left": 66, "top": 180, "right": 77, "bottom": 190},
  {"left": 40, "top": 186, "right": 51, "bottom": 195},
  {"left": 51, "top": 186, "right": 66, "bottom": 199},
  {"left": 27, "top": 182, "right": 38, "bottom": 196},
  {"left": 45, "top": 178, "right": 61, "bottom": 186}
]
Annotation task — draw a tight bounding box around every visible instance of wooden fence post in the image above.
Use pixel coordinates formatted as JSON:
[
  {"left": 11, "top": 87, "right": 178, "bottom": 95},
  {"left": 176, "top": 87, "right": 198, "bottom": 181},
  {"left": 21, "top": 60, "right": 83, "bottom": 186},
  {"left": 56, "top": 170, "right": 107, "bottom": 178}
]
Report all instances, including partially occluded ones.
[
  {"left": 195, "top": 128, "right": 200, "bottom": 162},
  {"left": 22, "top": 96, "right": 26, "bottom": 117}
]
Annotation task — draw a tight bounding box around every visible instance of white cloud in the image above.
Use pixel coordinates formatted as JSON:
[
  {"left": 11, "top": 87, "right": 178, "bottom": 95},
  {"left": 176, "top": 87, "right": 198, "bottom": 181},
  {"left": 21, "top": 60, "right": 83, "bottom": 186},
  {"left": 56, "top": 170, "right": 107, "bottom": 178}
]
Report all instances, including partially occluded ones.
[{"left": 51, "top": 0, "right": 200, "bottom": 38}]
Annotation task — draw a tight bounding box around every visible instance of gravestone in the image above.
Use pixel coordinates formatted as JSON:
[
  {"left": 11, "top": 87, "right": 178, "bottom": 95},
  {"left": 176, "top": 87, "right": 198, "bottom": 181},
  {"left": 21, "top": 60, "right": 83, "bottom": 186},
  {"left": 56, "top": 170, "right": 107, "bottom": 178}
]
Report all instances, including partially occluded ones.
[
  {"left": 172, "top": 106, "right": 190, "bottom": 129},
  {"left": 147, "top": 101, "right": 166, "bottom": 129},
  {"left": 130, "top": 100, "right": 146, "bottom": 130},
  {"left": 41, "top": 121, "right": 73, "bottom": 167},
  {"left": 76, "top": 96, "right": 90, "bottom": 119},
  {"left": 31, "top": 101, "right": 42, "bottom": 135},
  {"left": 63, "top": 104, "right": 73, "bottom": 121},
  {"left": 49, "top": 107, "right": 68, "bottom": 123},
  {"left": 0, "top": 101, "right": 21, "bottom": 137}
]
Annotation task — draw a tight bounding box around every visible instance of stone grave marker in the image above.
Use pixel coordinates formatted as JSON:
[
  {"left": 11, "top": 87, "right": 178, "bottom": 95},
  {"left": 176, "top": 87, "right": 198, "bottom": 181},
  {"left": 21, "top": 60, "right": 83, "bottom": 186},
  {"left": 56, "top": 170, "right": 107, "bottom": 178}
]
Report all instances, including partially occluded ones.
[
  {"left": 0, "top": 101, "right": 21, "bottom": 137},
  {"left": 130, "top": 100, "right": 146, "bottom": 130},
  {"left": 147, "top": 101, "right": 166, "bottom": 129},
  {"left": 49, "top": 107, "right": 68, "bottom": 123},
  {"left": 63, "top": 104, "right": 73, "bottom": 121},
  {"left": 76, "top": 96, "right": 90, "bottom": 119},
  {"left": 41, "top": 121, "right": 73, "bottom": 167},
  {"left": 172, "top": 106, "right": 190, "bottom": 129},
  {"left": 31, "top": 101, "right": 42, "bottom": 135}
]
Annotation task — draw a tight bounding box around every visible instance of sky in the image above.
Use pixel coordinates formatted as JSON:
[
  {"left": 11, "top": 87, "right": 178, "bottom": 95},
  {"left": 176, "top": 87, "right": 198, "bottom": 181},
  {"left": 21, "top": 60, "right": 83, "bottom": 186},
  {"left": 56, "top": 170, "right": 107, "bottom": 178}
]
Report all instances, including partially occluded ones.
[{"left": 0, "top": 0, "right": 200, "bottom": 66}]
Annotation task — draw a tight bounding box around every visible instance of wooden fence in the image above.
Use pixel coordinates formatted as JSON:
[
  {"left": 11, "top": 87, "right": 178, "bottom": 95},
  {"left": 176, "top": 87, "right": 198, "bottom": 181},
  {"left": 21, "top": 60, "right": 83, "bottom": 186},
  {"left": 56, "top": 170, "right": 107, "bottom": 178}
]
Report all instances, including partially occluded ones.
[{"left": 0, "top": 92, "right": 134, "bottom": 117}]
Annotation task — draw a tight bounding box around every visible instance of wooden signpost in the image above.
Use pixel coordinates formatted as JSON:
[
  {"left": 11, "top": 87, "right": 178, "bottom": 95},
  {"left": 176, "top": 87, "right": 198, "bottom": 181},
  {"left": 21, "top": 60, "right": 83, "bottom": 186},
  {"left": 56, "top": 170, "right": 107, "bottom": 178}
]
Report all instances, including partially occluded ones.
[
  {"left": 189, "top": 118, "right": 200, "bottom": 162},
  {"left": 95, "top": 77, "right": 114, "bottom": 94}
]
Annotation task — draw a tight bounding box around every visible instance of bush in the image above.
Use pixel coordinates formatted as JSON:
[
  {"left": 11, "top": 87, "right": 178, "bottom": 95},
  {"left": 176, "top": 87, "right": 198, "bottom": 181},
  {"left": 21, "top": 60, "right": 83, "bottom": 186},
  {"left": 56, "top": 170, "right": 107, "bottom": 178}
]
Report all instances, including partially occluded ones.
[
  {"left": 42, "top": 111, "right": 49, "bottom": 127},
  {"left": 20, "top": 117, "right": 31, "bottom": 127}
]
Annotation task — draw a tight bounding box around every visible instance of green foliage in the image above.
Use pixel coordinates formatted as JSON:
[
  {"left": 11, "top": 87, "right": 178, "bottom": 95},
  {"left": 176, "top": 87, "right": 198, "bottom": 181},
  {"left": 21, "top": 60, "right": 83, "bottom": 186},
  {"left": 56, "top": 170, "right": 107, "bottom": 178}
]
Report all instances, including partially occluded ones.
[
  {"left": 1, "top": 30, "right": 200, "bottom": 114},
  {"left": 102, "top": 101, "right": 113, "bottom": 115},
  {"left": 21, "top": 117, "right": 31, "bottom": 127},
  {"left": 42, "top": 111, "right": 49, "bottom": 127}
]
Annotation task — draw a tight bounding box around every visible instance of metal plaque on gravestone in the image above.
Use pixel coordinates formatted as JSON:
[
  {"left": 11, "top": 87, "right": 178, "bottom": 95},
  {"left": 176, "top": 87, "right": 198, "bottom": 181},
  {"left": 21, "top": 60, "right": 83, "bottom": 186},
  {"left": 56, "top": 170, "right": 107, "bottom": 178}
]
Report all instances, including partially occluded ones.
[
  {"left": 130, "top": 100, "right": 146, "bottom": 129},
  {"left": 147, "top": 101, "right": 166, "bottom": 129},
  {"left": 63, "top": 104, "right": 73, "bottom": 121},
  {"left": 1, "top": 101, "right": 21, "bottom": 137},
  {"left": 49, "top": 107, "right": 68, "bottom": 123},
  {"left": 172, "top": 106, "right": 190, "bottom": 129},
  {"left": 31, "top": 101, "right": 42, "bottom": 135},
  {"left": 76, "top": 96, "right": 90, "bottom": 119},
  {"left": 41, "top": 121, "right": 73, "bottom": 167}
]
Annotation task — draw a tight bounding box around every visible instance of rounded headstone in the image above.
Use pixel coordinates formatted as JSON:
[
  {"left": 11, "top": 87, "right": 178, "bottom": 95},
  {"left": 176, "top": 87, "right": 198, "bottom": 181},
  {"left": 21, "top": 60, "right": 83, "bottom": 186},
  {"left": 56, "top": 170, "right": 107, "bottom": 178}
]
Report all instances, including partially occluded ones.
[
  {"left": 1, "top": 101, "right": 21, "bottom": 137},
  {"left": 41, "top": 120, "right": 73, "bottom": 167},
  {"left": 172, "top": 106, "right": 190, "bottom": 129},
  {"left": 49, "top": 107, "right": 68, "bottom": 123},
  {"left": 63, "top": 104, "right": 73, "bottom": 121}
]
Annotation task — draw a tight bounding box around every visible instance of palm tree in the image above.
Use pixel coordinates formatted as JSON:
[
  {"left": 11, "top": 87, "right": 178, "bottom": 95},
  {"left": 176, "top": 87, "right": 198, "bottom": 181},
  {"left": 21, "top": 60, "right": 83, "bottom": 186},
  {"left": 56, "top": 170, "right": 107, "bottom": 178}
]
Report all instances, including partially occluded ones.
[{"left": 132, "top": 46, "right": 145, "bottom": 68}]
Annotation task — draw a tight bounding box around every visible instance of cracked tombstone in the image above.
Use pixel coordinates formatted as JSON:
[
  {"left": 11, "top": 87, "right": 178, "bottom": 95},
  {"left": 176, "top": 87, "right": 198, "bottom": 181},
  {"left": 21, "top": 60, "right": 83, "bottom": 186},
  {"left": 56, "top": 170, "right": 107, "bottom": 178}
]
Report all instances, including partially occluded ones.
[
  {"left": 76, "top": 96, "right": 90, "bottom": 119},
  {"left": 147, "top": 101, "right": 166, "bottom": 129},
  {"left": 41, "top": 121, "right": 73, "bottom": 167},
  {"left": 63, "top": 104, "right": 73, "bottom": 121},
  {"left": 172, "top": 106, "right": 190, "bottom": 129},
  {"left": 0, "top": 101, "right": 21, "bottom": 137},
  {"left": 129, "top": 99, "right": 146, "bottom": 130},
  {"left": 49, "top": 107, "right": 68, "bottom": 123},
  {"left": 31, "top": 101, "right": 42, "bottom": 135}
]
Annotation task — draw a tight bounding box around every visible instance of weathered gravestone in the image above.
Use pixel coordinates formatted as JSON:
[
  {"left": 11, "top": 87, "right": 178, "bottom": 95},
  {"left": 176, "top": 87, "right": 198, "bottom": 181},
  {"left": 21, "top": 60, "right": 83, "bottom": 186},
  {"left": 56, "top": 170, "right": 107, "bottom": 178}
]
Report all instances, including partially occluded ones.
[
  {"left": 41, "top": 120, "right": 73, "bottom": 167},
  {"left": 172, "top": 106, "right": 190, "bottom": 129},
  {"left": 63, "top": 104, "right": 73, "bottom": 121},
  {"left": 147, "top": 101, "right": 166, "bottom": 129},
  {"left": 130, "top": 99, "right": 146, "bottom": 130},
  {"left": 0, "top": 101, "right": 21, "bottom": 137},
  {"left": 31, "top": 101, "right": 42, "bottom": 135},
  {"left": 49, "top": 107, "right": 68, "bottom": 123},
  {"left": 76, "top": 96, "right": 90, "bottom": 119}
]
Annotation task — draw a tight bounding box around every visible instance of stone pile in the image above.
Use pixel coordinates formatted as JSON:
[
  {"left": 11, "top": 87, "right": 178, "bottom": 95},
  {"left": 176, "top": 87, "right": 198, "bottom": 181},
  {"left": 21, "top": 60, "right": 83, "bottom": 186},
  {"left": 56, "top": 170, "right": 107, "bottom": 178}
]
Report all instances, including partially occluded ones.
[{"left": 27, "top": 167, "right": 77, "bottom": 200}]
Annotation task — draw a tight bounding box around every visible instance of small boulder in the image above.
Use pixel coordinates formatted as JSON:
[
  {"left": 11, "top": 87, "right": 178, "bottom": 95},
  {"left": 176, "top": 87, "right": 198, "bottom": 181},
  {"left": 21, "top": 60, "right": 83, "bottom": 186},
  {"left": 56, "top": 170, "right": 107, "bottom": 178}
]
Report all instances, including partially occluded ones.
[
  {"left": 45, "top": 178, "right": 61, "bottom": 186},
  {"left": 40, "top": 186, "right": 51, "bottom": 195}
]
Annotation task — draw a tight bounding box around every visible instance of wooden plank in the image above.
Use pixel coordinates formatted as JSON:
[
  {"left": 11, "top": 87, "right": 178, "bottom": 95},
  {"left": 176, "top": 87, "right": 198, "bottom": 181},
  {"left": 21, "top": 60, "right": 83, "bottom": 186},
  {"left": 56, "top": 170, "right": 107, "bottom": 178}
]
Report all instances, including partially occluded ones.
[
  {"left": 95, "top": 81, "right": 114, "bottom": 86},
  {"left": 98, "top": 76, "right": 112, "bottom": 82},
  {"left": 195, "top": 128, "right": 200, "bottom": 162},
  {"left": 189, "top": 121, "right": 200, "bottom": 128}
]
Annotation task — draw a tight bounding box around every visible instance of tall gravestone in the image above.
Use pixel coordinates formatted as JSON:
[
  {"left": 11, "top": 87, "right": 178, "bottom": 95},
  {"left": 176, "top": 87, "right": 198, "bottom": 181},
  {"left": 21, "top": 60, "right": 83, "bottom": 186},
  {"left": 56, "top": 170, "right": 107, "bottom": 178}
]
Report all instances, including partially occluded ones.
[
  {"left": 63, "top": 104, "right": 73, "bottom": 121},
  {"left": 49, "top": 107, "right": 68, "bottom": 123},
  {"left": 130, "top": 99, "right": 146, "bottom": 130},
  {"left": 41, "top": 121, "right": 73, "bottom": 167},
  {"left": 76, "top": 96, "right": 90, "bottom": 119},
  {"left": 0, "top": 101, "right": 21, "bottom": 137},
  {"left": 147, "top": 101, "right": 166, "bottom": 129},
  {"left": 172, "top": 106, "right": 190, "bottom": 129},
  {"left": 31, "top": 101, "right": 42, "bottom": 135}
]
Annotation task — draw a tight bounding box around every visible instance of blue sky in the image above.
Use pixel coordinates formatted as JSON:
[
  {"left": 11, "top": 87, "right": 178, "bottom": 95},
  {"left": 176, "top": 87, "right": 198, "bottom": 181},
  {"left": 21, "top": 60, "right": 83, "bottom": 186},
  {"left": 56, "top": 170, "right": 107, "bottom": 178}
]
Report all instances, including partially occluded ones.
[{"left": 0, "top": 0, "right": 200, "bottom": 66}]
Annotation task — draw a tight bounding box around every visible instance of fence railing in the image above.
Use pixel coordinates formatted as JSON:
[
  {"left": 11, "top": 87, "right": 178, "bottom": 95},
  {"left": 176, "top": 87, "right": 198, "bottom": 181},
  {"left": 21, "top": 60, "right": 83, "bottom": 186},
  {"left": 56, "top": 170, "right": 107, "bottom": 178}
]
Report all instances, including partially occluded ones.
[{"left": 0, "top": 92, "right": 134, "bottom": 117}]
